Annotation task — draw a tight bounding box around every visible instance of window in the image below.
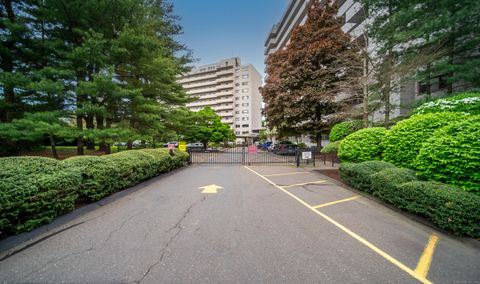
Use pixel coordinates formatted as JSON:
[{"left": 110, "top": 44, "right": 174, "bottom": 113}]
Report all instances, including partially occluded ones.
[
  {"left": 242, "top": 117, "right": 249, "bottom": 121},
  {"left": 235, "top": 131, "right": 240, "bottom": 135},
  {"left": 235, "top": 111, "right": 240, "bottom": 114},
  {"left": 235, "top": 90, "right": 239, "bottom": 94},
  {"left": 235, "top": 76, "right": 239, "bottom": 79},
  {"left": 242, "top": 89, "right": 248, "bottom": 93},
  {"left": 242, "top": 82, "right": 248, "bottom": 86},
  {"left": 235, "top": 118, "right": 240, "bottom": 121},
  {"left": 235, "top": 104, "right": 240, "bottom": 107},
  {"left": 242, "top": 131, "right": 249, "bottom": 134},
  {"left": 235, "top": 83, "right": 240, "bottom": 86},
  {"left": 235, "top": 125, "right": 240, "bottom": 128},
  {"left": 242, "top": 74, "right": 249, "bottom": 79},
  {"left": 242, "top": 103, "right": 249, "bottom": 107},
  {"left": 242, "top": 110, "right": 249, "bottom": 114},
  {"left": 242, "top": 96, "right": 249, "bottom": 100},
  {"left": 235, "top": 97, "right": 239, "bottom": 100},
  {"left": 242, "top": 124, "right": 249, "bottom": 128}
]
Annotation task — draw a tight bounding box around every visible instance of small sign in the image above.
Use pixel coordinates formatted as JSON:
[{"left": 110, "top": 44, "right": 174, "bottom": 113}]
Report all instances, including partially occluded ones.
[
  {"left": 167, "top": 143, "right": 175, "bottom": 150},
  {"left": 302, "top": 151, "right": 312, "bottom": 160},
  {"left": 248, "top": 145, "right": 257, "bottom": 154},
  {"left": 179, "top": 141, "right": 187, "bottom": 152}
]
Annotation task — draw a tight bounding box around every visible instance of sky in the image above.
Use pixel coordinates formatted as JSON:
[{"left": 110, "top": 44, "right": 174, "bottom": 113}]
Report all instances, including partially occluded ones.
[{"left": 172, "top": 0, "right": 289, "bottom": 79}]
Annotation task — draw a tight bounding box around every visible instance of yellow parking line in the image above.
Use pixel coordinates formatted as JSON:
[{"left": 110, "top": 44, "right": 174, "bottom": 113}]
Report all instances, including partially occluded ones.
[
  {"left": 283, "top": 180, "right": 328, "bottom": 188},
  {"left": 264, "top": 172, "right": 311, "bottom": 177},
  {"left": 415, "top": 234, "right": 439, "bottom": 279},
  {"left": 313, "top": 196, "right": 360, "bottom": 209},
  {"left": 244, "top": 166, "right": 432, "bottom": 284}
]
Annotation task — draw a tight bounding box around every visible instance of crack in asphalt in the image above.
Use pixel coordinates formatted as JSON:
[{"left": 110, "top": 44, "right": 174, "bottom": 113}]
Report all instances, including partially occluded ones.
[
  {"left": 18, "top": 209, "right": 146, "bottom": 281},
  {"left": 0, "top": 211, "right": 107, "bottom": 262},
  {"left": 132, "top": 196, "right": 207, "bottom": 284}
]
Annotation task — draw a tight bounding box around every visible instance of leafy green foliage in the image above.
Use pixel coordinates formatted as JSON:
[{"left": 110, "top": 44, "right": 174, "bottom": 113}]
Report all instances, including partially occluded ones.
[
  {"left": 0, "top": 149, "right": 187, "bottom": 236},
  {"left": 339, "top": 161, "right": 395, "bottom": 193},
  {"left": 370, "top": 168, "right": 418, "bottom": 202},
  {"left": 415, "top": 115, "right": 480, "bottom": 194},
  {"left": 338, "top": 128, "right": 389, "bottom": 163},
  {"left": 397, "top": 181, "right": 480, "bottom": 237},
  {"left": 340, "top": 161, "right": 480, "bottom": 237},
  {"left": 414, "top": 92, "right": 480, "bottom": 115},
  {"left": 329, "top": 120, "right": 363, "bottom": 142},
  {"left": 383, "top": 112, "right": 466, "bottom": 168},
  {"left": 185, "top": 107, "right": 235, "bottom": 147},
  {"left": 320, "top": 140, "right": 341, "bottom": 154},
  {"left": 63, "top": 149, "right": 187, "bottom": 201},
  {"left": 0, "top": 157, "right": 80, "bottom": 236}
]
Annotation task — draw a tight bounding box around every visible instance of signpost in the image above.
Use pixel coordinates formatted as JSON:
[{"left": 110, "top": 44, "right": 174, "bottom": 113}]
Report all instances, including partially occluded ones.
[
  {"left": 302, "top": 151, "right": 312, "bottom": 160},
  {"left": 248, "top": 144, "right": 257, "bottom": 154},
  {"left": 179, "top": 141, "right": 187, "bottom": 152}
]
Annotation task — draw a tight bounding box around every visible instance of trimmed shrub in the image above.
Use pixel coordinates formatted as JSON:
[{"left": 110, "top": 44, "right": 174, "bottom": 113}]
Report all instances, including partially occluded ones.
[
  {"left": 63, "top": 149, "right": 188, "bottom": 201},
  {"left": 329, "top": 120, "right": 363, "bottom": 142},
  {"left": 338, "top": 127, "right": 388, "bottom": 163},
  {"left": 414, "top": 92, "right": 480, "bottom": 115},
  {"left": 0, "top": 149, "right": 188, "bottom": 236},
  {"left": 383, "top": 112, "right": 466, "bottom": 168},
  {"left": 339, "top": 161, "right": 395, "bottom": 193},
  {"left": 320, "top": 140, "right": 340, "bottom": 154},
  {"left": 0, "top": 157, "right": 80, "bottom": 235},
  {"left": 415, "top": 115, "right": 480, "bottom": 194},
  {"left": 370, "top": 168, "right": 418, "bottom": 203},
  {"left": 398, "top": 181, "right": 480, "bottom": 237}
]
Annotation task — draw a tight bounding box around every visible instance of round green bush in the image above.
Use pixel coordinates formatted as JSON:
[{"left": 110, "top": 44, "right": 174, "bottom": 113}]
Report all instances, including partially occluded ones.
[
  {"left": 338, "top": 127, "right": 389, "bottom": 163},
  {"left": 415, "top": 115, "right": 480, "bottom": 194},
  {"left": 320, "top": 140, "right": 340, "bottom": 154},
  {"left": 414, "top": 92, "right": 480, "bottom": 115},
  {"left": 383, "top": 112, "right": 467, "bottom": 169},
  {"left": 329, "top": 120, "right": 364, "bottom": 142}
]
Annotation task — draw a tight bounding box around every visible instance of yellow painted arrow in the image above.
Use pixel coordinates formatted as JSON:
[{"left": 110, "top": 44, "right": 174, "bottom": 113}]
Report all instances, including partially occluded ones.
[{"left": 199, "top": 184, "right": 223, "bottom": 194}]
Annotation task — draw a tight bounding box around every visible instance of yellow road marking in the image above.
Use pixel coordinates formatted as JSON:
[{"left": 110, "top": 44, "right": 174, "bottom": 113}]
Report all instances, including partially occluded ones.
[
  {"left": 415, "top": 234, "right": 439, "bottom": 279},
  {"left": 263, "top": 172, "right": 311, "bottom": 177},
  {"left": 244, "top": 166, "right": 432, "bottom": 284},
  {"left": 313, "top": 196, "right": 360, "bottom": 209},
  {"left": 282, "top": 180, "right": 328, "bottom": 188},
  {"left": 199, "top": 184, "right": 223, "bottom": 194}
]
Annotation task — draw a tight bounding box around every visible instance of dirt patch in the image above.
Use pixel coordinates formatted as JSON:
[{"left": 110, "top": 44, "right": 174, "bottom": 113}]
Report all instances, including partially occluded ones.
[{"left": 314, "top": 169, "right": 341, "bottom": 182}]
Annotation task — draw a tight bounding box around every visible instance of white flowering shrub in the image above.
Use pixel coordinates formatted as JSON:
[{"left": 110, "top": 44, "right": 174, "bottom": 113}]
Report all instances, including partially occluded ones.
[{"left": 414, "top": 92, "right": 480, "bottom": 115}]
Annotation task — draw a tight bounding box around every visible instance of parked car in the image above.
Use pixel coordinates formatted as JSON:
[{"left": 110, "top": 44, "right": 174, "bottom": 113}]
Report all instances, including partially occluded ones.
[
  {"left": 275, "top": 144, "right": 298, "bottom": 156},
  {"left": 262, "top": 141, "right": 272, "bottom": 150},
  {"left": 187, "top": 142, "right": 204, "bottom": 151}
]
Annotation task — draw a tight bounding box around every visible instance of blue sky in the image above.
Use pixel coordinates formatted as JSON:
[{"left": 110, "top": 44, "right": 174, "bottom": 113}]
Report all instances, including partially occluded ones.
[{"left": 172, "top": 0, "right": 289, "bottom": 78}]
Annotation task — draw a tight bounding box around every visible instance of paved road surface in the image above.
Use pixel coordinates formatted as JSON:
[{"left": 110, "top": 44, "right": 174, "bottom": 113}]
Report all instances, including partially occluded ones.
[{"left": 0, "top": 165, "right": 479, "bottom": 283}]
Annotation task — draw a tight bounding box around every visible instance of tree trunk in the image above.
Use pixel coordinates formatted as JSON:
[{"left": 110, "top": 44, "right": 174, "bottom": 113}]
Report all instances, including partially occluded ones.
[
  {"left": 152, "top": 137, "right": 156, "bottom": 149},
  {"left": 49, "top": 135, "right": 59, "bottom": 160},
  {"left": 76, "top": 114, "right": 84, "bottom": 155},
  {"left": 127, "top": 140, "right": 133, "bottom": 150},
  {"left": 362, "top": 54, "right": 369, "bottom": 128},
  {"left": 85, "top": 115, "right": 95, "bottom": 150},
  {"left": 96, "top": 115, "right": 108, "bottom": 153},
  {"left": 316, "top": 132, "right": 322, "bottom": 149}
]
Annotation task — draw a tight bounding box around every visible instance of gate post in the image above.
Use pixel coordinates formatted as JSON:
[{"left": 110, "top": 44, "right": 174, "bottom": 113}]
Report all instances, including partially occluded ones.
[
  {"left": 296, "top": 150, "right": 300, "bottom": 167},
  {"left": 242, "top": 146, "right": 245, "bottom": 165}
]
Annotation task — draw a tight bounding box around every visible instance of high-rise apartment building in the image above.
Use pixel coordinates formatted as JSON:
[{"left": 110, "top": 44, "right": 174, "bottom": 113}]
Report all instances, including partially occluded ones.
[{"left": 178, "top": 57, "right": 262, "bottom": 142}]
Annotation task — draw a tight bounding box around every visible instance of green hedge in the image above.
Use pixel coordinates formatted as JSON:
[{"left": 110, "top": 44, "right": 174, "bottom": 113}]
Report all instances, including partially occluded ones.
[
  {"left": 339, "top": 161, "right": 395, "bottom": 193},
  {"left": 370, "top": 168, "right": 418, "bottom": 203},
  {"left": 0, "top": 157, "right": 81, "bottom": 236},
  {"left": 414, "top": 92, "right": 480, "bottom": 115},
  {"left": 0, "top": 149, "right": 188, "bottom": 236},
  {"left": 398, "top": 181, "right": 480, "bottom": 237},
  {"left": 415, "top": 115, "right": 480, "bottom": 194},
  {"left": 338, "top": 127, "right": 388, "bottom": 163},
  {"left": 320, "top": 140, "right": 340, "bottom": 154},
  {"left": 329, "top": 120, "right": 363, "bottom": 142},
  {"left": 383, "top": 112, "right": 466, "bottom": 169},
  {"left": 339, "top": 161, "right": 480, "bottom": 237}
]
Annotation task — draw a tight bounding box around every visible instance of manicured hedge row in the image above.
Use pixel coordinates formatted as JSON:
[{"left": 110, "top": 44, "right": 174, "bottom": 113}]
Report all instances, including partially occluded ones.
[
  {"left": 329, "top": 120, "right": 363, "bottom": 142},
  {"left": 339, "top": 161, "right": 480, "bottom": 237},
  {"left": 338, "top": 127, "right": 389, "bottom": 163},
  {"left": 0, "top": 149, "right": 188, "bottom": 236}
]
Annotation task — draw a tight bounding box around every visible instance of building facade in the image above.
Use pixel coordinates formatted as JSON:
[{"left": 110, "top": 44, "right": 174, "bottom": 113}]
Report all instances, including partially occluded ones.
[{"left": 178, "top": 57, "right": 262, "bottom": 142}]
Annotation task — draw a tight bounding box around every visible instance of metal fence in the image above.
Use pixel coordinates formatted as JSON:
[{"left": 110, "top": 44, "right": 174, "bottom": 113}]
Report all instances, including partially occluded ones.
[{"left": 188, "top": 146, "right": 339, "bottom": 167}]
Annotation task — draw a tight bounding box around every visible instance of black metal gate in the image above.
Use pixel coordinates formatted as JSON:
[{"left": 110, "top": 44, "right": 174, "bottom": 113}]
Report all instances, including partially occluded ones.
[{"left": 188, "top": 146, "right": 298, "bottom": 165}]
